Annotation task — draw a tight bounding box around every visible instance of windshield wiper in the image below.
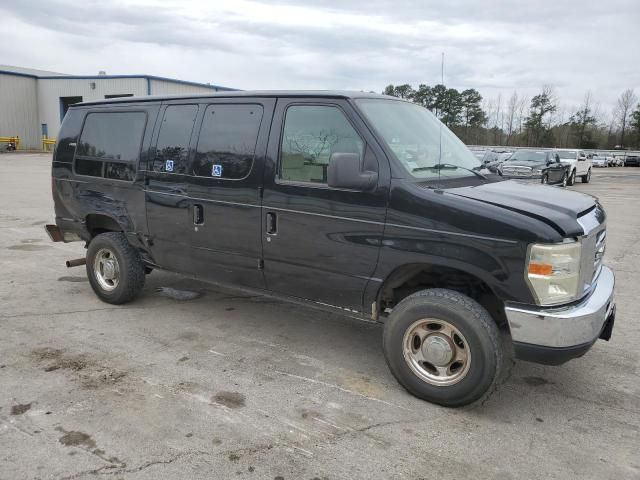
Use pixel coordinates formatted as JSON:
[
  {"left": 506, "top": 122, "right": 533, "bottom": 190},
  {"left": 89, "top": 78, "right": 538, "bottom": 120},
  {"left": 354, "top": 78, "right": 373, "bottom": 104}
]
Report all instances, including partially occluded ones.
[{"left": 412, "top": 163, "right": 487, "bottom": 180}]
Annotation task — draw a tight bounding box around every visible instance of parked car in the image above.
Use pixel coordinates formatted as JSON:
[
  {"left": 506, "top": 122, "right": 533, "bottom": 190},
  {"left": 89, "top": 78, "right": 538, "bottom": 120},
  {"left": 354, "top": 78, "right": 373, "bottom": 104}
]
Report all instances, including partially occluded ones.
[
  {"left": 46, "top": 91, "right": 615, "bottom": 407},
  {"left": 556, "top": 149, "right": 592, "bottom": 185},
  {"left": 500, "top": 149, "right": 570, "bottom": 186},
  {"left": 591, "top": 153, "right": 608, "bottom": 168},
  {"left": 612, "top": 153, "right": 626, "bottom": 166},
  {"left": 624, "top": 154, "right": 640, "bottom": 167},
  {"left": 480, "top": 150, "right": 508, "bottom": 173},
  {"left": 472, "top": 149, "right": 487, "bottom": 160}
]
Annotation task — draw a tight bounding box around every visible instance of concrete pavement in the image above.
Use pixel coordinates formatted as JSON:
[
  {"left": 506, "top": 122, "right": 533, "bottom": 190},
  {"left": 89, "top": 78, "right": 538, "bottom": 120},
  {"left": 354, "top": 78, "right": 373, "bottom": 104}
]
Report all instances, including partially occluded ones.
[{"left": 1, "top": 153, "right": 638, "bottom": 479}]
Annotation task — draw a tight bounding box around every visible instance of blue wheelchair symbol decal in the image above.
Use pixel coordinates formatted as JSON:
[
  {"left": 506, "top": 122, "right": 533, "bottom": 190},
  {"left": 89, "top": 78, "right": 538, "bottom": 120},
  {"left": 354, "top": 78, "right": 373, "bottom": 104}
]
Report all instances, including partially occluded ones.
[
  {"left": 165, "top": 159, "right": 174, "bottom": 172},
  {"left": 212, "top": 164, "right": 223, "bottom": 177}
]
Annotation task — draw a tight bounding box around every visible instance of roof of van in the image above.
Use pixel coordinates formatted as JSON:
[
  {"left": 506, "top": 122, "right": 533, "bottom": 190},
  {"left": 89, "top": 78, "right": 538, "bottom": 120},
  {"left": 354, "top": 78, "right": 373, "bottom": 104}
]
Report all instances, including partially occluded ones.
[{"left": 73, "top": 90, "right": 397, "bottom": 107}]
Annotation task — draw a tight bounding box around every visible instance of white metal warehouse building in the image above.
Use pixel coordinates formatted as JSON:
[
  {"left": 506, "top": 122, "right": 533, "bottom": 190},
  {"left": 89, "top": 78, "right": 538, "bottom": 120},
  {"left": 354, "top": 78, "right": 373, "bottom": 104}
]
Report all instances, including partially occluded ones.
[{"left": 0, "top": 65, "right": 234, "bottom": 150}]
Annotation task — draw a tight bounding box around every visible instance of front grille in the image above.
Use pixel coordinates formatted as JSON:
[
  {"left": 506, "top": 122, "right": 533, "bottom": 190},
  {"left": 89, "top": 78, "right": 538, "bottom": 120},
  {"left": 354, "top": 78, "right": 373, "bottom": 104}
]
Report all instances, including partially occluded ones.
[
  {"left": 593, "top": 230, "right": 606, "bottom": 281},
  {"left": 502, "top": 166, "right": 532, "bottom": 177},
  {"left": 577, "top": 207, "right": 606, "bottom": 298}
]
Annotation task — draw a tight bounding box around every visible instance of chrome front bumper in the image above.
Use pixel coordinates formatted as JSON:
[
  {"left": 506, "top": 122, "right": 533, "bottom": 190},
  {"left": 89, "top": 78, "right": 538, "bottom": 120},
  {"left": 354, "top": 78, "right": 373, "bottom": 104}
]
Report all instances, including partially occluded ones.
[
  {"left": 505, "top": 266, "right": 615, "bottom": 363},
  {"left": 501, "top": 175, "right": 542, "bottom": 181}
]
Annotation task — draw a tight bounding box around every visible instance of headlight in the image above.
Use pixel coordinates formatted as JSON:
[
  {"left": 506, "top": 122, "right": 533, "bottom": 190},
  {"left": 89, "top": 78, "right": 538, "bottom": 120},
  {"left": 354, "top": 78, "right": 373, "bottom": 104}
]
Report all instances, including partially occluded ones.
[{"left": 526, "top": 241, "right": 581, "bottom": 305}]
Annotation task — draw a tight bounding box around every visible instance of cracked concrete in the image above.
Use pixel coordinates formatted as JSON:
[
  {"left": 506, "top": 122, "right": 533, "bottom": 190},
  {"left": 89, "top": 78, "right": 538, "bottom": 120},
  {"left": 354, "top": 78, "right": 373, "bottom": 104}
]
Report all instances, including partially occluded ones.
[{"left": 1, "top": 153, "right": 639, "bottom": 479}]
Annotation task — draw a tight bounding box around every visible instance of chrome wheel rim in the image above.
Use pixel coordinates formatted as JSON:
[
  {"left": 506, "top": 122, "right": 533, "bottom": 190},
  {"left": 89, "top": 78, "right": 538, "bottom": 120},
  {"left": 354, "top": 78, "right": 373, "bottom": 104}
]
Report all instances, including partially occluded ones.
[
  {"left": 562, "top": 175, "right": 567, "bottom": 187},
  {"left": 93, "top": 248, "right": 120, "bottom": 291},
  {"left": 402, "top": 318, "right": 471, "bottom": 386}
]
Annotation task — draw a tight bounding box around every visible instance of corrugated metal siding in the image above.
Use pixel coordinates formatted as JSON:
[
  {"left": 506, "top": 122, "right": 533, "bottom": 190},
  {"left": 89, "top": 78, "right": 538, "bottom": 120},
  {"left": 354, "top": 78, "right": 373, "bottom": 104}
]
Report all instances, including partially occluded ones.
[
  {"left": 0, "top": 73, "right": 40, "bottom": 149},
  {"left": 150, "top": 79, "right": 218, "bottom": 95},
  {"left": 1, "top": 73, "right": 230, "bottom": 149},
  {"left": 37, "top": 78, "right": 148, "bottom": 140}
]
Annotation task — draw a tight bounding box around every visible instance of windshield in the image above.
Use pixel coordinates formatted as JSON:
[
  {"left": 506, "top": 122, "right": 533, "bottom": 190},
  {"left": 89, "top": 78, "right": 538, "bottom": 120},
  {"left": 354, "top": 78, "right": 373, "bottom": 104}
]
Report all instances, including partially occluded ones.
[
  {"left": 508, "top": 150, "right": 547, "bottom": 162},
  {"left": 355, "top": 99, "right": 481, "bottom": 179},
  {"left": 557, "top": 150, "right": 577, "bottom": 159}
]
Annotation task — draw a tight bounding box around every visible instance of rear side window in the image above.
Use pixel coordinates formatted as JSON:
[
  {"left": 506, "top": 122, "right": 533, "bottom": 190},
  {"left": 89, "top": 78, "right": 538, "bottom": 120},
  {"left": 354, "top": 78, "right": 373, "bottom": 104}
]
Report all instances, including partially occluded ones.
[
  {"left": 55, "top": 109, "right": 84, "bottom": 163},
  {"left": 280, "top": 105, "right": 364, "bottom": 184},
  {"left": 151, "top": 105, "right": 198, "bottom": 174},
  {"left": 76, "top": 111, "right": 146, "bottom": 181},
  {"left": 193, "top": 104, "right": 263, "bottom": 179}
]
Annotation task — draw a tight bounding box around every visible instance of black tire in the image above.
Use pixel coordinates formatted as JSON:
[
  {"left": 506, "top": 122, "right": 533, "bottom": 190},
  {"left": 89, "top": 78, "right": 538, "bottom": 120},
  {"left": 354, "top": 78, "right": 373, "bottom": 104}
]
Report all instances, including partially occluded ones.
[
  {"left": 561, "top": 172, "right": 568, "bottom": 187},
  {"left": 567, "top": 169, "right": 576, "bottom": 186},
  {"left": 581, "top": 168, "right": 591, "bottom": 183},
  {"left": 382, "top": 289, "right": 502, "bottom": 408},
  {"left": 541, "top": 174, "right": 548, "bottom": 184},
  {"left": 86, "top": 232, "right": 145, "bottom": 304}
]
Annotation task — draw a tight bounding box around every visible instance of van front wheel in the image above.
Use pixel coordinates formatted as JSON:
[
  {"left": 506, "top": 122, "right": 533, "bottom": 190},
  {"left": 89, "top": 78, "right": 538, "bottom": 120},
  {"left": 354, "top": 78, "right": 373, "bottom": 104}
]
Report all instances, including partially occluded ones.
[
  {"left": 382, "top": 289, "right": 502, "bottom": 407},
  {"left": 86, "top": 232, "right": 145, "bottom": 304}
]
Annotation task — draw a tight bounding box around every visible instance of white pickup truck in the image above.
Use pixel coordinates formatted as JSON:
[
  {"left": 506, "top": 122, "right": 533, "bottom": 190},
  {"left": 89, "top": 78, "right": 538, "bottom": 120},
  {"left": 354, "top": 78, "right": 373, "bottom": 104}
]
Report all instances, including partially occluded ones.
[{"left": 557, "top": 149, "right": 592, "bottom": 185}]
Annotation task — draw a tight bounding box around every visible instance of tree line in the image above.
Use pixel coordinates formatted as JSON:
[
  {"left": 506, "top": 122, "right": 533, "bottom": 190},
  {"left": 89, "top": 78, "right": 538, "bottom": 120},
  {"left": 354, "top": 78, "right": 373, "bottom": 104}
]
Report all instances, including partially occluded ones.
[{"left": 382, "top": 84, "right": 640, "bottom": 149}]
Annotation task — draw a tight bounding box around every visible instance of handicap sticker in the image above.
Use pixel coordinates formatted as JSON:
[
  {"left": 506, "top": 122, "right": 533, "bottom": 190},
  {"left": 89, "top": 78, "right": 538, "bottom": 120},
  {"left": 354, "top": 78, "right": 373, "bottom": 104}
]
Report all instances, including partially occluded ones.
[
  {"left": 165, "top": 159, "right": 174, "bottom": 172},
  {"left": 212, "top": 164, "right": 223, "bottom": 177}
]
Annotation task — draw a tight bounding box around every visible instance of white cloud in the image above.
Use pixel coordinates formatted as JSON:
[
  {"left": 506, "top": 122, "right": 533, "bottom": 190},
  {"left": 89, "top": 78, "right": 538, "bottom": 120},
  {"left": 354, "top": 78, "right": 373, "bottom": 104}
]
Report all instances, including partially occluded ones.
[{"left": 1, "top": 0, "right": 638, "bottom": 114}]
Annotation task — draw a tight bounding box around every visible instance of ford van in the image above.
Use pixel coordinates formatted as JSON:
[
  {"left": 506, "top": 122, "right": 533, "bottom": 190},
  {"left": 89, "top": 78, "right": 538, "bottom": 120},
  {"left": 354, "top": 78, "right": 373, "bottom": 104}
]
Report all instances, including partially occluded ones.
[{"left": 47, "top": 91, "right": 615, "bottom": 407}]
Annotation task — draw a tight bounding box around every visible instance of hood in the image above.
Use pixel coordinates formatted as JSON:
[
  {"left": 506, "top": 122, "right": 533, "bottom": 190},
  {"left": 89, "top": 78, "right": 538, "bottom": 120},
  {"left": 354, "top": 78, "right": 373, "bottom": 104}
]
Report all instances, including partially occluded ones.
[
  {"left": 501, "top": 160, "right": 546, "bottom": 169},
  {"left": 444, "top": 180, "right": 595, "bottom": 236}
]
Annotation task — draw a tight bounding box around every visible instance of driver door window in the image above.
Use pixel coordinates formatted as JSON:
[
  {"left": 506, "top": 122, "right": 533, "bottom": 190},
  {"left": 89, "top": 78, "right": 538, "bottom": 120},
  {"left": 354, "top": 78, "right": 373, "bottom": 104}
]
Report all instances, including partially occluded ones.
[{"left": 279, "top": 105, "right": 364, "bottom": 184}]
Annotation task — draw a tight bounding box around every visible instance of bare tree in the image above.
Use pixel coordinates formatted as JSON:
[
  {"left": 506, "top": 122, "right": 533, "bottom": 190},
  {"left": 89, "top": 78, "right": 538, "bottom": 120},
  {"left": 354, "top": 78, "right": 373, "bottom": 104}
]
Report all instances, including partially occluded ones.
[
  {"left": 493, "top": 93, "right": 503, "bottom": 145},
  {"left": 615, "top": 89, "right": 637, "bottom": 147},
  {"left": 505, "top": 91, "right": 519, "bottom": 145},
  {"left": 554, "top": 106, "right": 570, "bottom": 147},
  {"left": 516, "top": 95, "right": 528, "bottom": 135},
  {"left": 570, "top": 91, "right": 597, "bottom": 147}
]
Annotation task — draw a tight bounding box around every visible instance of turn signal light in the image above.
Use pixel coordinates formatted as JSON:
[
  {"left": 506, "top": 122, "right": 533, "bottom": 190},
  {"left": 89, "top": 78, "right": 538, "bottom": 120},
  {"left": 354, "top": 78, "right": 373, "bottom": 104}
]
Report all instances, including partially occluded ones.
[{"left": 528, "top": 263, "right": 553, "bottom": 276}]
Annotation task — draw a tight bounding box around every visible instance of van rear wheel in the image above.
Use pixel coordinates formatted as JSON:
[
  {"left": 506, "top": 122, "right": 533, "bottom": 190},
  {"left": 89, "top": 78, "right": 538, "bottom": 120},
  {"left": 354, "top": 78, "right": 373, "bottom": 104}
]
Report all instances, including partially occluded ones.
[
  {"left": 382, "top": 289, "right": 502, "bottom": 407},
  {"left": 581, "top": 168, "right": 591, "bottom": 183},
  {"left": 86, "top": 232, "right": 145, "bottom": 304}
]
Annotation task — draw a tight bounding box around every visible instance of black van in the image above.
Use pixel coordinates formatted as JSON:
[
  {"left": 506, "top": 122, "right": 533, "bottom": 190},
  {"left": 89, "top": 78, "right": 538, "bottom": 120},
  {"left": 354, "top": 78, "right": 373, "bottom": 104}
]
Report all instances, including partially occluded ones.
[{"left": 47, "top": 91, "right": 615, "bottom": 407}]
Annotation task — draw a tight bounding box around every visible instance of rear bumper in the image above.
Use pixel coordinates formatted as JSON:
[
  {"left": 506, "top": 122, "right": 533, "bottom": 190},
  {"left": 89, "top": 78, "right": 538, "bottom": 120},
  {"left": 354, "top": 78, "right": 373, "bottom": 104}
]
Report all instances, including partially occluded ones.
[
  {"left": 505, "top": 266, "right": 615, "bottom": 365},
  {"left": 45, "top": 218, "right": 86, "bottom": 242}
]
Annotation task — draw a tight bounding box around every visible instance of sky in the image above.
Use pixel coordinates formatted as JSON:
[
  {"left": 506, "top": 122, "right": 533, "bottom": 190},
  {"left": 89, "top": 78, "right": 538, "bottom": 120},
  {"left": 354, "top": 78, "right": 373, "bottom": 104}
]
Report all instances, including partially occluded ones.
[{"left": 2, "top": 0, "right": 639, "bottom": 120}]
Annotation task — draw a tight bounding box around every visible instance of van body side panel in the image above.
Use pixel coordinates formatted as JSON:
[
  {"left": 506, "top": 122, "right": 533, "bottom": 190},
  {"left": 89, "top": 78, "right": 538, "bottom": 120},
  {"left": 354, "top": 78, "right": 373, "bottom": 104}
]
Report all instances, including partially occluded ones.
[
  {"left": 144, "top": 102, "right": 200, "bottom": 273},
  {"left": 362, "top": 179, "right": 547, "bottom": 310},
  {"left": 186, "top": 98, "right": 276, "bottom": 290},
  {"left": 261, "top": 98, "right": 391, "bottom": 312},
  {"left": 53, "top": 104, "right": 160, "bottom": 245},
  {"left": 52, "top": 108, "right": 85, "bottom": 230}
]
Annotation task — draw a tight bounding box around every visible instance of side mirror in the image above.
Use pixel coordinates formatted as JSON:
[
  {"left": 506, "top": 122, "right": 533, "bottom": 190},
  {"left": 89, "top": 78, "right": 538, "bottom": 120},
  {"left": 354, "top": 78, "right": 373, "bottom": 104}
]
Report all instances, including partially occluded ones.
[
  {"left": 578, "top": 154, "right": 586, "bottom": 161},
  {"left": 555, "top": 154, "right": 561, "bottom": 163},
  {"left": 327, "top": 153, "right": 378, "bottom": 190}
]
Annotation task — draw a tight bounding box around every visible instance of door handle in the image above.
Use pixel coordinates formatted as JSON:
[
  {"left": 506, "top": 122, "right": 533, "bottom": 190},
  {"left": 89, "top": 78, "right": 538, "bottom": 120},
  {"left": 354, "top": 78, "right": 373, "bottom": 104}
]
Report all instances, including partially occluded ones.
[
  {"left": 193, "top": 204, "right": 204, "bottom": 225},
  {"left": 266, "top": 212, "right": 277, "bottom": 235}
]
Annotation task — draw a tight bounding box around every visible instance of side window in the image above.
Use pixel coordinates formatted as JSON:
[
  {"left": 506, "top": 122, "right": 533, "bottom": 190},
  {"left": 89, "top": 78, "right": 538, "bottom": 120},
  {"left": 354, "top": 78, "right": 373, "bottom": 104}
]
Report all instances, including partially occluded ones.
[
  {"left": 280, "top": 105, "right": 364, "bottom": 184},
  {"left": 151, "top": 105, "right": 198, "bottom": 173},
  {"left": 76, "top": 111, "right": 146, "bottom": 181},
  {"left": 193, "top": 104, "right": 263, "bottom": 179}
]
